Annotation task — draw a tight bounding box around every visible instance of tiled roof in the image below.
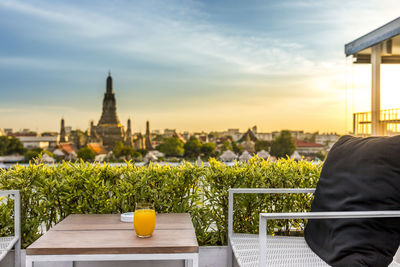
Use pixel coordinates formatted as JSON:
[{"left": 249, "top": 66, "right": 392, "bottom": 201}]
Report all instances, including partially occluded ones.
[
  {"left": 295, "top": 140, "right": 323, "bottom": 148},
  {"left": 59, "top": 143, "right": 77, "bottom": 155},
  {"left": 87, "top": 143, "right": 107, "bottom": 155}
]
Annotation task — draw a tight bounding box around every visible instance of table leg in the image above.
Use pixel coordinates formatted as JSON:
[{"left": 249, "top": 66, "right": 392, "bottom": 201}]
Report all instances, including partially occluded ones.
[
  {"left": 192, "top": 254, "right": 199, "bottom": 267},
  {"left": 25, "top": 257, "right": 33, "bottom": 267},
  {"left": 185, "top": 254, "right": 199, "bottom": 267}
]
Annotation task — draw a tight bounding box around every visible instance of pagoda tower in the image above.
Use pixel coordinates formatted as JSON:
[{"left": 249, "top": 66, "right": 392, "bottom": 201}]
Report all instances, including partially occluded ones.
[
  {"left": 145, "top": 121, "right": 153, "bottom": 150},
  {"left": 125, "top": 118, "right": 134, "bottom": 147},
  {"left": 59, "top": 118, "right": 66, "bottom": 143},
  {"left": 91, "top": 73, "right": 125, "bottom": 150}
]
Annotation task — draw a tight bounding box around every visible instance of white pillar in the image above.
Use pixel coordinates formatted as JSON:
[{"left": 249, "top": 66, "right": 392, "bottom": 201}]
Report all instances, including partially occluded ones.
[{"left": 371, "top": 44, "right": 381, "bottom": 136}]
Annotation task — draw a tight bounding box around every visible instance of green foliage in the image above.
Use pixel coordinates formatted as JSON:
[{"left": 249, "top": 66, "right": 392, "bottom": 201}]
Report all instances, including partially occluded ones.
[
  {"left": 255, "top": 140, "right": 271, "bottom": 152},
  {"left": 0, "top": 136, "right": 25, "bottom": 156},
  {"left": 113, "top": 142, "right": 124, "bottom": 157},
  {"left": 113, "top": 142, "right": 134, "bottom": 159},
  {"left": 0, "top": 158, "right": 321, "bottom": 248},
  {"left": 184, "top": 137, "right": 203, "bottom": 158},
  {"left": 77, "top": 147, "right": 96, "bottom": 161},
  {"left": 201, "top": 143, "right": 216, "bottom": 158},
  {"left": 136, "top": 149, "right": 147, "bottom": 157},
  {"left": 231, "top": 141, "right": 242, "bottom": 154},
  {"left": 157, "top": 137, "right": 184, "bottom": 157},
  {"left": 270, "top": 130, "right": 297, "bottom": 158},
  {"left": 0, "top": 196, "right": 14, "bottom": 237},
  {"left": 131, "top": 151, "right": 142, "bottom": 159},
  {"left": 315, "top": 151, "right": 327, "bottom": 161},
  {"left": 24, "top": 148, "right": 43, "bottom": 161},
  {"left": 221, "top": 140, "right": 232, "bottom": 151}
]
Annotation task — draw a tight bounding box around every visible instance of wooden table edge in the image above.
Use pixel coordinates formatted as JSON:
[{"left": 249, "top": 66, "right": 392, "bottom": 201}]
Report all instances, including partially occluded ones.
[{"left": 26, "top": 246, "right": 199, "bottom": 255}]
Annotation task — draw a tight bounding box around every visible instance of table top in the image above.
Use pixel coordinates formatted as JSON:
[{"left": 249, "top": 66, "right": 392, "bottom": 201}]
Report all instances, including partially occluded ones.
[{"left": 27, "top": 213, "right": 198, "bottom": 255}]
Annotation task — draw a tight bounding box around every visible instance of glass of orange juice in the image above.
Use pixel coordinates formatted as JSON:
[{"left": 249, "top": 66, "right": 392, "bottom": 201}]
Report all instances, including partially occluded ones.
[{"left": 134, "top": 202, "right": 156, "bottom": 238}]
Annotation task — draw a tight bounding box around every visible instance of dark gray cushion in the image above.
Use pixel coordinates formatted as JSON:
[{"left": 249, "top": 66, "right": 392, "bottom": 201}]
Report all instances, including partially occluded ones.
[{"left": 305, "top": 135, "right": 400, "bottom": 267}]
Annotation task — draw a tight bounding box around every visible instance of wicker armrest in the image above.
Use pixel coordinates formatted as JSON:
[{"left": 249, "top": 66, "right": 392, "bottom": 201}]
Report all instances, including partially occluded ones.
[{"left": 258, "top": 210, "right": 400, "bottom": 267}]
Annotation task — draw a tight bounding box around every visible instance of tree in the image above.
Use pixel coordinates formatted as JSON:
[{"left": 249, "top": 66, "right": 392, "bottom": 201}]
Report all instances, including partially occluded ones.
[
  {"left": 255, "top": 140, "right": 271, "bottom": 152},
  {"left": 315, "top": 151, "right": 327, "bottom": 161},
  {"left": 270, "top": 130, "right": 296, "bottom": 158},
  {"left": 24, "top": 148, "right": 43, "bottom": 161},
  {"left": 120, "top": 146, "right": 134, "bottom": 159},
  {"left": 221, "top": 140, "right": 232, "bottom": 151},
  {"left": 113, "top": 142, "right": 124, "bottom": 158},
  {"left": 157, "top": 137, "right": 184, "bottom": 157},
  {"left": 113, "top": 142, "right": 135, "bottom": 160},
  {"left": 184, "top": 137, "right": 202, "bottom": 158},
  {"left": 131, "top": 151, "right": 142, "bottom": 159},
  {"left": 77, "top": 147, "right": 96, "bottom": 161},
  {"left": 0, "top": 136, "right": 25, "bottom": 155},
  {"left": 201, "top": 142, "right": 216, "bottom": 158},
  {"left": 136, "top": 149, "right": 147, "bottom": 157},
  {"left": 231, "top": 141, "right": 242, "bottom": 154}
]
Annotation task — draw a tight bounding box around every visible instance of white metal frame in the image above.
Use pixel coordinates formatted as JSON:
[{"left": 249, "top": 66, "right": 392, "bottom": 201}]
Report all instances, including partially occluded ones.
[
  {"left": 227, "top": 188, "right": 400, "bottom": 267},
  {"left": 0, "top": 190, "right": 21, "bottom": 267},
  {"left": 26, "top": 252, "right": 199, "bottom": 267}
]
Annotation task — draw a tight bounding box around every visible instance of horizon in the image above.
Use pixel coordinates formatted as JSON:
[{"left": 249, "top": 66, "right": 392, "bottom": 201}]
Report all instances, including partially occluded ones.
[{"left": 1, "top": 1, "right": 400, "bottom": 134}]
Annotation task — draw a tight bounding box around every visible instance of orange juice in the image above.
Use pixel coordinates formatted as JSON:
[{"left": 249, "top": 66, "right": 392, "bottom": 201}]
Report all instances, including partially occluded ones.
[{"left": 134, "top": 209, "right": 156, "bottom": 237}]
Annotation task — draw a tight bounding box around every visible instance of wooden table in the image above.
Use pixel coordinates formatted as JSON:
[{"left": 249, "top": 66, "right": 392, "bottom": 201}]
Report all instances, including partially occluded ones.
[{"left": 26, "top": 213, "right": 199, "bottom": 267}]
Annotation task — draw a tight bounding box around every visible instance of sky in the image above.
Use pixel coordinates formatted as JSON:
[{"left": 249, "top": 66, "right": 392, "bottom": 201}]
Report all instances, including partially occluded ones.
[{"left": 0, "top": 0, "right": 400, "bottom": 134}]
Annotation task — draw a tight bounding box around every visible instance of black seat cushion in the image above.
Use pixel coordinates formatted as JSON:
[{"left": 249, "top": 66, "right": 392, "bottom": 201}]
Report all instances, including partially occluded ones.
[{"left": 305, "top": 135, "right": 400, "bottom": 267}]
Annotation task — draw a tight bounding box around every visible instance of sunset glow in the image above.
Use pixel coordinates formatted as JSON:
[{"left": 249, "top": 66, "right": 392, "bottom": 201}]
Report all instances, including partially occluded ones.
[{"left": 0, "top": 0, "right": 399, "bottom": 134}]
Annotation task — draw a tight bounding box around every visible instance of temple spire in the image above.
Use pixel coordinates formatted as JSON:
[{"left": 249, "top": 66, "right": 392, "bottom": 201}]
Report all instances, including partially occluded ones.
[
  {"left": 99, "top": 72, "right": 120, "bottom": 125},
  {"left": 126, "top": 118, "right": 132, "bottom": 137},
  {"left": 145, "top": 120, "right": 153, "bottom": 150},
  {"left": 125, "top": 118, "right": 134, "bottom": 147},
  {"left": 60, "top": 118, "right": 66, "bottom": 143},
  {"left": 106, "top": 72, "right": 113, "bottom": 94}
]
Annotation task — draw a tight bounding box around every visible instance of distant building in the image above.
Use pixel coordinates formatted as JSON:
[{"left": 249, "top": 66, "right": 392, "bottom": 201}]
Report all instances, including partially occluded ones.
[
  {"left": 295, "top": 140, "right": 324, "bottom": 155},
  {"left": 17, "top": 136, "right": 58, "bottom": 150},
  {"left": 256, "top": 132, "right": 273, "bottom": 141},
  {"left": 90, "top": 73, "right": 126, "bottom": 150},
  {"left": 164, "top": 129, "right": 176, "bottom": 137},
  {"left": 59, "top": 118, "right": 67, "bottom": 143},
  {"left": 9, "top": 130, "right": 37, "bottom": 137},
  {"left": 220, "top": 150, "right": 237, "bottom": 162},
  {"left": 238, "top": 129, "right": 258, "bottom": 143},
  {"left": 315, "top": 134, "right": 340, "bottom": 147},
  {"left": 0, "top": 129, "right": 5, "bottom": 136},
  {"left": 125, "top": 118, "right": 134, "bottom": 147},
  {"left": 226, "top": 128, "right": 241, "bottom": 141},
  {"left": 53, "top": 143, "right": 77, "bottom": 160},
  {"left": 239, "top": 132, "right": 256, "bottom": 153},
  {"left": 145, "top": 121, "right": 153, "bottom": 150},
  {"left": 65, "top": 126, "right": 72, "bottom": 135},
  {"left": 87, "top": 143, "right": 107, "bottom": 155},
  {"left": 134, "top": 132, "right": 145, "bottom": 150},
  {"left": 239, "top": 150, "right": 252, "bottom": 162}
]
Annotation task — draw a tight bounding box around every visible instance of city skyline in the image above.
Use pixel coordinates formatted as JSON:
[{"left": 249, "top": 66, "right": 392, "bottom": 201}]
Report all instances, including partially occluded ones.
[{"left": 1, "top": 0, "right": 400, "bottom": 133}]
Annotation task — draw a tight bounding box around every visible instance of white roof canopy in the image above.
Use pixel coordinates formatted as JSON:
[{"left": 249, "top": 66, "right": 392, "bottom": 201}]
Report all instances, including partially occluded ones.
[{"left": 345, "top": 17, "right": 400, "bottom": 63}]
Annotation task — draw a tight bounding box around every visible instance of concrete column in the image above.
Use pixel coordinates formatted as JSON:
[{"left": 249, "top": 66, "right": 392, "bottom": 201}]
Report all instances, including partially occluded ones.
[{"left": 371, "top": 44, "right": 381, "bottom": 136}]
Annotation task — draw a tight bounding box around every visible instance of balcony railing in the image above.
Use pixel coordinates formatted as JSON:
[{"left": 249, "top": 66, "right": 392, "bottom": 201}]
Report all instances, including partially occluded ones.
[{"left": 353, "top": 108, "right": 400, "bottom": 136}]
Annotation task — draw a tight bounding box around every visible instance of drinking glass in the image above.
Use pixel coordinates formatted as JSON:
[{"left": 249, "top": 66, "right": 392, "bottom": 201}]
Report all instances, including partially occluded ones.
[{"left": 134, "top": 202, "right": 156, "bottom": 238}]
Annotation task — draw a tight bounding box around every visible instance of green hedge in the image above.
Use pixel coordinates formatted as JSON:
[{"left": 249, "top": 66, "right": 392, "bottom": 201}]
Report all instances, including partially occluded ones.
[{"left": 0, "top": 157, "right": 321, "bottom": 248}]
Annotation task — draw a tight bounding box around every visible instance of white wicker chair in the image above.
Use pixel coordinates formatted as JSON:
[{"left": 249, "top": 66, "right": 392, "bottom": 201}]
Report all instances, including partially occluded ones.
[
  {"left": 0, "top": 190, "right": 20, "bottom": 267},
  {"left": 227, "top": 188, "right": 400, "bottom": 267}
]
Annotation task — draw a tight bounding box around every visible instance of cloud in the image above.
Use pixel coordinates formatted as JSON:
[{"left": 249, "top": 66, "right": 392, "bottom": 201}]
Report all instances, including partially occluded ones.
[{"left": 0, "top": 0, "right": 397, "bottom": 133}]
